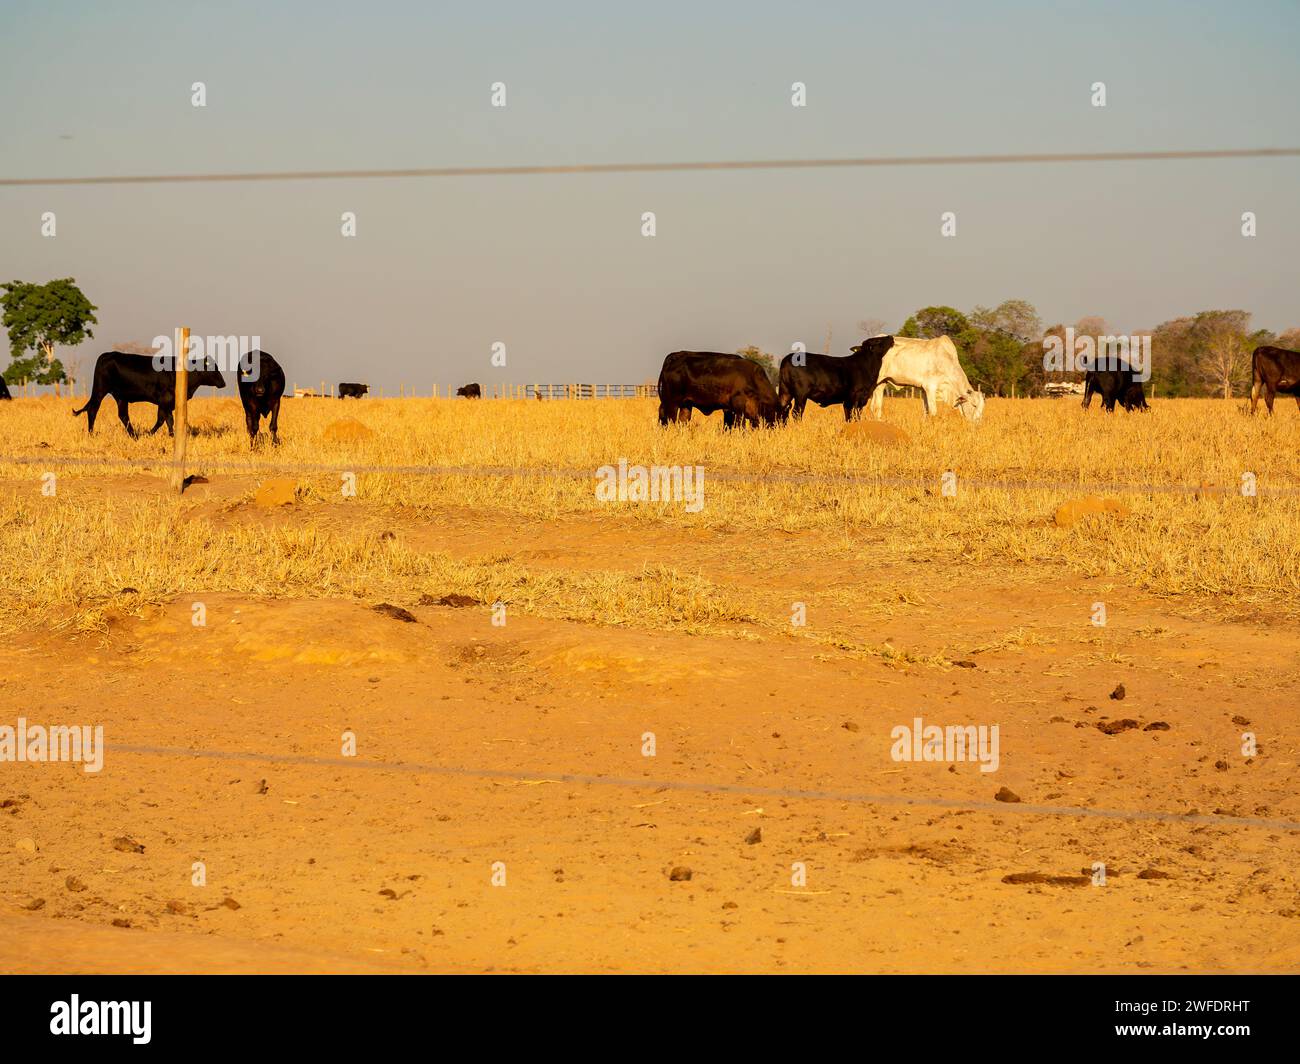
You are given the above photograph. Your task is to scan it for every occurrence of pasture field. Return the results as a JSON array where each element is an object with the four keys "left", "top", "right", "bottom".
[{"left": 1, "top": 394, "right": 1298, "bottom": 973}]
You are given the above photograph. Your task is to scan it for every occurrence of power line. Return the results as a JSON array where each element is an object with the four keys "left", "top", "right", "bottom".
[{"left": 1, "top": 147, "right": 1297, "bottom": 188}]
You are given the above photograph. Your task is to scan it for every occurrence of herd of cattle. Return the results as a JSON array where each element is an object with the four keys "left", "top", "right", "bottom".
[
  {"left": 659, "top": 339, "right": 1300, "bottom": 427},
  {"left": 0, "top": 340, "right": 1297, "bottom": 443}
]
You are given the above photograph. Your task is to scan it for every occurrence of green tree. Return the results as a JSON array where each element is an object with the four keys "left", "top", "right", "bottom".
[
  {"left": 735, "top": 345, "right": 778, "bottom": 386},
  {"left": 901, "top": 301, "right": 1043, "bottom": 396},
  {"left": 899, "top": 306, "right": 973, "bottom": 342},
  {"left": 1149, "top": 317, "right": 1197, "bottom": 397},
  {"left": 968, "top": 300, "right": 1042, "bottom": 396},
  {"left": 1, "top": 278, "right": 98, "bottom": 386}
]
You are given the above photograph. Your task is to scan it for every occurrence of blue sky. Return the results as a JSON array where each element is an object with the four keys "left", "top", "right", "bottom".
[{"left": 1, "top": 0, "right": 1297, "bottom": 390}]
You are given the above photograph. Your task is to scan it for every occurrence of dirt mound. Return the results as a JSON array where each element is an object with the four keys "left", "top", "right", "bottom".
[
  {"left": 253, "top": 478, "right": 297, "bottom": 507},
  {"left": 322, "top": 418, "right": 375, "bottom": 443},
  {"left": 1053, "top": 496, "right": 1130, "bottom": 527}
]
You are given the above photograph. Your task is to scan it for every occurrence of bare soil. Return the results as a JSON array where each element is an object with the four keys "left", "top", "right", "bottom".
[{"left": 2, "top": 490, "right": 1299, "bottom": 973}]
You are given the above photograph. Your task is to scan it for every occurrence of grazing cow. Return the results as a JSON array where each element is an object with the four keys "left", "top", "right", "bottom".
[
  {"left": 72, "top": 351, "right": 226, "bottom": 436},
  {"left": 0, "top": 379, "right": 11, "bottom": 400},
  {"left": 237, "top": 350, "right": 286, "bottom": 446},
  {"left": 1250, "top": 345, "right": 1300, "bottom": 415},
  {"left": 456, "top": 383, "right": 482, "bottom": 398},
  {"left": 1082, "top": 363, "right": 1146, "bottom": 413},
  {"left": 657, "top": 352, "right": 778, "bottom": 428},
  {"left": 778, "top": 336, "right": 894, "bottom": 421},
  {"left": 1120, "top": 381, "right": 1149, "bottom": 411},
  {"left": 868, "top": 336, "right": 985, "bottom": 421},
  {"left": 338, "top": 382, "right": 368, "bottom": 399}
]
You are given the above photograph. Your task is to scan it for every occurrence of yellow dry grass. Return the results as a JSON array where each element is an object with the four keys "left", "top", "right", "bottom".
[{"left": 0, "top": 393, "right": 1297, "bottom": 631}]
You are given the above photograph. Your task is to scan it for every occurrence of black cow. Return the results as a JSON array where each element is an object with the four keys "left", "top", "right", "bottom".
[
  {"left": 1121, "top": 381, "right": 1149, "bottom": 411},
  {"left": 0, "top": 379, "right": 11, "bottom": 400},
  {"left": 1082, "top": 363, "right": 1146, "bottom": 413},
  {"left": 338, "top": 382, "right": 368, "bottom": 399},
  {"left": 1250, "top": 345, "right": 1300, "bottom": 415},
  {"left": 73, "top": 351, "right": 226, "bottom": 436},
  {"left": 657, "top": 352, "right": 778, "bottom": 428},
  {"left": 456, "top": 383, "right": 482, "bottom": 398},
  {"left": 778, "top": 336, "right": 894, "bottom": 421},
  {"left": 237, "top": 350, "right": 286, "bottom": 446}
]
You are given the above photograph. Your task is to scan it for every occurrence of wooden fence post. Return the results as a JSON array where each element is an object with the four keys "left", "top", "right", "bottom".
[{"left": 170, "top": 326, "right": 190, "bottom": 495}]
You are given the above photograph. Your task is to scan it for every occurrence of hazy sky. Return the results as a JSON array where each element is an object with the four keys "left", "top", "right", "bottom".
[{"left": 2, "top": 0, "right": 1297, "bottom": 391}]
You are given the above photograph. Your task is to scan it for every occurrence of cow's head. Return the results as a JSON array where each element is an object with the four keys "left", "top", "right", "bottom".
[
  {"left": 954, "top": 390, "right": 985, "bottom": 422},
  {"left": 193, "top": 358, "right": 226, "bottom": 390}
]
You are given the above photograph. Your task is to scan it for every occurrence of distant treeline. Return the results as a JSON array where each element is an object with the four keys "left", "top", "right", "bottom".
[{"left": 737, "top": 303, "right": 1299, "bottom": 399}]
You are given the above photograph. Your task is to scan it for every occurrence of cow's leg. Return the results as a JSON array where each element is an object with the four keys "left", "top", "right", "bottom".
[
  {"left": 868, "top": 386, "right": 884, "bottom": 419},
  {"left": 245, "top": 407, "right": 260, "bottom": 446},
  {"left": 83, "top": 396, "right": 103, "bottom": 433},
  {"left": 115, "top": 399, "right": 137, "bottom": 438},
  {"left": 148, "top": 404, "right": 174, "bottom": 436},
  {"left": 920, "top": 387, "right": 935, "bottom": 416},
  {"left": 1250, "top": 379, "right": 1261, "bottom": 415},
  {"left": 268, "top": 398, "right": 281, "bottom": 444},
  {"left": 1265, "top": 389, "right": 1274, "bottom": 414}
]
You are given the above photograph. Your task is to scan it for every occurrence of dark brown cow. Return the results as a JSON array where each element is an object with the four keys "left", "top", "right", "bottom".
[
  {"left": 1250, "top": 345, "right": 1300, "bottom": 415},
  {"left": 237, "top": 349, "right": 286, "bottom": 446},
  {"left": 657, "top": 352, "right": 778, "bottom": 428}
]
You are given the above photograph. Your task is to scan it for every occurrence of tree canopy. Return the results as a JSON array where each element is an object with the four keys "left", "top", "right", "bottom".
[{"left": 1, "top": 278, "right": 98, "bottom": 385}]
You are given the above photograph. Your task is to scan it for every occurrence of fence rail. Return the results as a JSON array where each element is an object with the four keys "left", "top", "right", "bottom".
[{"left": 284, "top": 383, "right": 661, "bottom": 399}]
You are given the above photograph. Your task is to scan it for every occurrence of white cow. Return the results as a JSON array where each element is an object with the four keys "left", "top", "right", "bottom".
[{"left": 868, "top": 335, "right": 985, "bottom": 422}]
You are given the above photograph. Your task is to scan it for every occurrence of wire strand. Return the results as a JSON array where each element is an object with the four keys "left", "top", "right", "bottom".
[{"left": 2, "top": 147, "right": 1297, "bottom": 187}]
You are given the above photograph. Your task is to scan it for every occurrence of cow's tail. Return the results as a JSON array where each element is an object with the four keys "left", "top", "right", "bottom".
[{"left": 72, "top": 401, "right": 90, "bottom": 417}]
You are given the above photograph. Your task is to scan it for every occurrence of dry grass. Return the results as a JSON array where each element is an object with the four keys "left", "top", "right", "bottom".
[{"left": 1, "top": 393, "right": 1297, "bottom": 631}]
